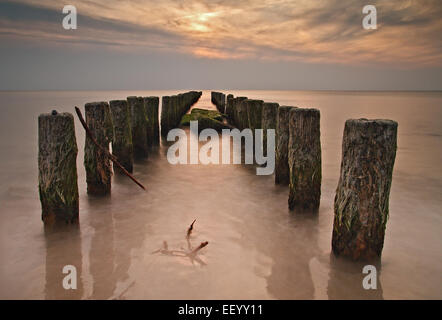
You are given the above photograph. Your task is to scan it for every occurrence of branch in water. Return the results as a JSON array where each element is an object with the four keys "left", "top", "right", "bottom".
[
  {"left": 74, "top": 106, "right": 146, "bottom": 191},
  {"left": 191, "top": 241, "right": 209, "bottom": 255},
  {"left": 186, "top": 219, "right": 197, "bottom": 238}
]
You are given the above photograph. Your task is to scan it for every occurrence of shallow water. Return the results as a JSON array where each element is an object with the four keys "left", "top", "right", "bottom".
[{"left": 0, "top": 90, "right": 441, "bottom": 299}]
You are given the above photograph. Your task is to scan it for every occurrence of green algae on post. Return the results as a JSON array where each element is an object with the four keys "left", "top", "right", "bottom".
[
  {"left": 38, "top": 111, "right": 79, "bottom": 225},
  {"left": 180, "top": 108, "right": 232, "bottom": 132},
  {"left": 332, "top": 118, "right": 398, "bottom": 260}
]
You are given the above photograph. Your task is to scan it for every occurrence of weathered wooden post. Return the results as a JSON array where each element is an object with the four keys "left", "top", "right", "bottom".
[
  {"left": 144, "top": 96, "right": 159, "bottom": 146},
  {"left": 220, "top": 93, "right": 226, "bottom": 113},
  {"left": 161, "top": 96, "right": 170, "bottom": 137},
  {"left": 109, "top": 100, "right": 133, "bottom": 173},
  {"left": 236, "top": 98, "right": 250, "bottom": 130},
  {"left": 225, "top": 94, "right": 234, "bottom": 120},
  {"left": 84, "top": 102, "right": 113, "bottom": 196},
  {"left": 262, "top": 102, "right": 279, "bottom": 155},
  {"left": 246, "top": 99, "right": 264, "bottom": 133},
  {"left": 332, "top": 119, "right": 398, "bottom": 260},
  {"left": 128, "top": 96, "right": 149, "bottom": 157},
  {"left": 288, "top": 108, "right": 321, "bottom": 212},
  {"left": 178, "top": 93, "right": 184, "bottom": 124},
  {"left": 171, "top": 95, "right": 179, "bottom": 129},
  {"left": 38, "top": 111, "right": 79, "bottom": 225},
  {"left": 211, "top": 91, "right": 226, "bottom": 113},
  {"left": 275, "top": 106, "right": 295, "bottom": 185},
  {"left": 232, "top": 97, "right": 247, "bottom": 129}
]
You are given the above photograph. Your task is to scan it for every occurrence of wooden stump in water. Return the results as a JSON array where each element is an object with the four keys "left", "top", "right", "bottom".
[
  {"left": 128, "top": 96, "right": 149, "bottom": 157},
  {"left": 275, "top": 106, "right": 295, "bottom": 185},
  {"left": 170, "top": 95, "right": 179, "bottom": 129},
  {"left": 38, "top": 111, "right": 79, "bottom": 225},
  {"left": 161, "top": 96, "right": 170, "bottom": 137},
  {"left": 109, "top": 100, "right": 133, "bottom": 173},
  {"left": 144, "top": 96, "right": 159, "bottom": 146},
  {"left": 84, "top": 102, "right": 114, "bottom": 196},
  {"left": 225, "top": 94, "right": 234, "bottom": 120},
  {"left": 288, "top": 108, "right": 321, "bottom": 212},
  {"left": 246, "top": 99, "right": 264, "bottom": 134},
  {"left": 332, "top": 119, "right": 398, "bottom": 260},
  {"left": 236, "top": 98, "right": 249, "bottom": 130},
  {"left": 262, "top": 102, "right": 279, "bottom": 155},
  {"left": 211, "top": 91, "right": 225, "bottom": 113}
]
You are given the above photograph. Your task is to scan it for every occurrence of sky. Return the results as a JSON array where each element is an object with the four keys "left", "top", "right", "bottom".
[{"left": 0, "top": 0, "right": 441, "bottom": 91}]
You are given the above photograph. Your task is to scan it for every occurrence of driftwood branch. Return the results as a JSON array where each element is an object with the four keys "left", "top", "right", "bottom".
[
  {"left": 186, "top": 219, "right": 196, "bottom": 239},
  {"left": 75, "top": 106, "right": 146, "bottom": 191}
]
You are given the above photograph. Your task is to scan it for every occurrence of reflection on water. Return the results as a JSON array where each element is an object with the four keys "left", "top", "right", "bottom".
[
  {"left": 326, "top": 255, "right": 383, "bottom": 300},
  {"left": 44, "top": 226, "right": 84, "bottom": 299},
  {"left": 0, "top": 90, "right": 441, "bottom": 299}
]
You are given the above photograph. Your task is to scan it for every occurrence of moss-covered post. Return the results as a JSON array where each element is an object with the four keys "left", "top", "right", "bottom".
[
  {"left": 275, "top": 106, "right": 295, "bottom": 185},
  {"left": 84, "top": 102, "right": 113, "bottom": 196},
  {"left": 262, "top": 102, "right": 279, "bottom": 155},
  {"left": 144, "top": 96, "right": 159, "bottom": 146},
  {"left": 288, "top": 108, "right": 321, "bottom": 212},
  {"left": 109, "top": 100, "right": 133, "bottom": 173},
  {"left": 161, "top": 96, "right": 170, "bottom": 137},
  {"left": 128, "top": 96, "right": 149, "bottom": 157},
  {"left": 332, "top": 119, "right": 398, "bottom": 260},
  {"left": 38, "top": 111, "right": 79, "bottom": 225}
]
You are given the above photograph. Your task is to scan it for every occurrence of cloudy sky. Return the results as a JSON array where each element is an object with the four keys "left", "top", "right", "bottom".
[{"left": 0, "top": 0, "right": 441, "bottom": 90}]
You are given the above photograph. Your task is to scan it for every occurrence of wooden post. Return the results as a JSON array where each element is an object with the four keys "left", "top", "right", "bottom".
[
  {"left": 128, "top": 96, "right": 149, "bottom": 157},
  {"left": 84, "top": 102, "right": 114, "bottom": 196},
  {"left": 275, "top": 106, "right": 295, "bottom": 185},
  {"left": 211, "top": 91, "right": 225, "bottom": 113},
  {"left": 38, "top": 111, "right": 79, "bottom": 225},
  {"left": 220, "top": 93, "right": 226, "bottom": 113},
  {"left": 171, "top": 95, "right": 179, "bottom": 129},
  {"left": 144, "top": 96, "right": 159, "bottom": 146},
  {"left": 161, "top": 96, "right": 170, "bottom": 137},
  {"left": 109, "top": 100, "right": 133, "bottom": 173},
  {"left": 236, "top": 97, "right": 249, "bottom": 130},
  {"left": 332, "top": 119, "right": 398, "bottom": 260},
  {"left": 246, "top": 99, "right": 264, "bottom": 134},
  {"left": 225, "top": 94, "right": 234, "bottom": 120},
  {"left": 262, "top": 102, "right": 279, "bottom": 155},
  {"left": 288, "top": 108, "right": 322, "bottom": 212}
]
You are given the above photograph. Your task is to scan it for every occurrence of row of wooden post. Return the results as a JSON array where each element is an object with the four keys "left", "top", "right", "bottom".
[
  {"left": 214, "top": 91, "right": 398, "bottom": 260},
  {"left": 161, "top": 91, "right": 202, "bottom": 136},
  {"left": 38, "top": 92, "right": 202, "bottom": 227},
  {"left": 39, "top": 91, "right": 201, "bottom": 226}
]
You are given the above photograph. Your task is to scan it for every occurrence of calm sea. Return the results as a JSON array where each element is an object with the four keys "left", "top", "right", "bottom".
[{"left": 0, "top": 90, "right": 441, "bottom": 299}]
